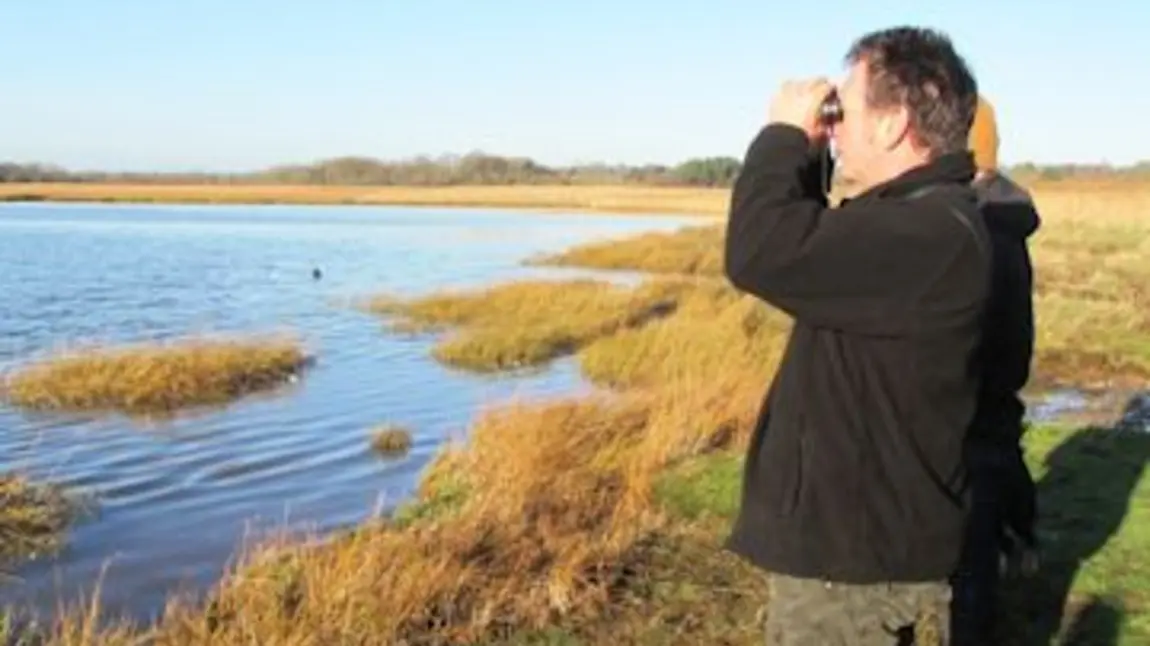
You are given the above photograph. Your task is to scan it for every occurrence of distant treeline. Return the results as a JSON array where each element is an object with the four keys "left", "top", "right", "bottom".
[
  {"left": 3, "top": 154, "right": 1148, "bottom": 187},
  {"left": 0, "top": 155, "right": 742, "bottom": 187}
]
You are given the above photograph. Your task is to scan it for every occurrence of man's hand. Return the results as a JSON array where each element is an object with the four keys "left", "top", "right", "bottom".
[{"left": 768, "top": 78, "right": 835, "bottom": 142}]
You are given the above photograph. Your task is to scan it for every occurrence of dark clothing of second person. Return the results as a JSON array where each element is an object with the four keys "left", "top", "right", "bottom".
[
  {"left": 964, "top": 171, "right": 1041, "bottom": 458},
  {"left": 950, "top": 170, "right": 1042, "bottom": 644},
  {"left": 969, "top": 169, "right": 1041, "bottom": 552},
  {"left": 722, "top": 123, "right": 993, "bottom": 585}
]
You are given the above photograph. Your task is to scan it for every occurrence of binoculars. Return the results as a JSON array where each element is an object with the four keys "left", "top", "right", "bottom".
[{"left": 819, "top": 90, "right": 843, "bottom": 125}]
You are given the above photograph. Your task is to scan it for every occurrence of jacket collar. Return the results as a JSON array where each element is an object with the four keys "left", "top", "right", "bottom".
[{"left": 847, "top": 151, "right": 977, "bottom": 202}]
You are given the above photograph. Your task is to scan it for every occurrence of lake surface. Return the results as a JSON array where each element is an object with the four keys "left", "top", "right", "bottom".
[{"left": 0, "top": 202, "right": 700, "bottom": 623}]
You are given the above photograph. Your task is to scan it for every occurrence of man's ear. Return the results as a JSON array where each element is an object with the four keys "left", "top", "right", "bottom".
[{"left": 876, "top": 105, "right": 912, "bottom": 152}]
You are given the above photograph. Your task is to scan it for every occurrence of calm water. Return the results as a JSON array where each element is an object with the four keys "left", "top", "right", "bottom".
[{"left": 0, "top": 202, "right": 699, "bottom": 622}]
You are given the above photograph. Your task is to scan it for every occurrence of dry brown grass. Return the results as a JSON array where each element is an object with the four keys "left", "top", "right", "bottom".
[
  {"left": 527, "top": 225, "right": 725, "bottom": 275},
  {"left": 530, "top": 225, "right": 722, "bottom": 276},
  {"left": 367, "top": 279, "right": 688, "bottom": 371},
  {"left": 0, "top": 474, "right": 77, "bottom": 568},
  {"left": 1025, "top": 188, "right": 1150, "bottom": 387},
  {"left": 577, "top": 280, "right": 789, "bottom": 391},
  {"left": 11, "top": 180, "right": 1150, "bottom": 643},
  {"left": 0, "top": 336, "right": 310, "bottom": 416}
]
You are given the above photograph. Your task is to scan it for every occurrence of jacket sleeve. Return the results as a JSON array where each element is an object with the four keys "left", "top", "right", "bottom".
[{"left": 723, "top": 124, "right": 980, "bottom": 336}]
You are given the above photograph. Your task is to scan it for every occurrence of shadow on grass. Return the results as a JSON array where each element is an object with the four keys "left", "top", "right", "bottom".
[{"left": 999, "top": 426, "right": 1150, "bottom": 645}]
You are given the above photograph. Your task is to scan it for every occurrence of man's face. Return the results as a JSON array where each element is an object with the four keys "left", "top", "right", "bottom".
[{"left": 831, "top": 60, "right": 883, "bottom": 189}]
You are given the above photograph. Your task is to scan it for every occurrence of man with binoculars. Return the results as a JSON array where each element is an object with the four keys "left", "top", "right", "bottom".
[{"left": 723, "top": 26, "right": 992, "bottom": 644}]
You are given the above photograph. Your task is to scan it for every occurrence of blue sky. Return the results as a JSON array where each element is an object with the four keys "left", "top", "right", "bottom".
[{"left": 0, "top": 1, "right": 1143, "bottom": 172}]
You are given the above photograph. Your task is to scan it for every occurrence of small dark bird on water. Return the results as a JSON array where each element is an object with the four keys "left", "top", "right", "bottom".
[{"left": 312, "top": 267, "right": 323, "bottom": 280}]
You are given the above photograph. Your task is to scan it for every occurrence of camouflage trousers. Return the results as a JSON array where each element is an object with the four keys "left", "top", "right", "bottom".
[{"left": 763, "top": 573, "right": 952, "bottom": 645}]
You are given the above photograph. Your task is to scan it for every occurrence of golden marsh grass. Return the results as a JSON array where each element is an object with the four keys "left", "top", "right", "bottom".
[
  {"left": 577, "top": 280, "right": 790, "bottom": 391},
  {"left": 0, "top": 336, "right": 310, "bottom": 415},
  {"left": 7, "top": 179, "right": 1150, "bottom": 643},
  {"left": 0, "top": 182, "right": 730, "bottom": 216},
  {"left": 368, "top": 279, "right": 687, "bottom": 371},
  {"left": 527, "top": 225, "right": 725, "bottom": 275}
]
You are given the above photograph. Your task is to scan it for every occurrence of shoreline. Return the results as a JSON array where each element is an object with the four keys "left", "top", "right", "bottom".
[{"left": 1, "top": 178, "right": 1145, "bottom": 217}]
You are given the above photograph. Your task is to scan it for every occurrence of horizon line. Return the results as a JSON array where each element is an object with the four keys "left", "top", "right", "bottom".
[{"left": 6, "top": 152, "right": 1149, "bottom": 177}]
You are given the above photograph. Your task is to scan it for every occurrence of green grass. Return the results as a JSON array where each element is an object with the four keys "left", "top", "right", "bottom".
[
  {"left": 389, "top": 466, "right": 471, "bottom": 529},
  {"left": 652, "top": 453, "right": 744, "bottom": 523},
  {"left": 997, "top": 425, "right": 1150, "bottom": 645}
]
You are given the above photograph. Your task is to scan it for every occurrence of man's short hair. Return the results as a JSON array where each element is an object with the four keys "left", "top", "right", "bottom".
[{"left": 845, "top": 26, "right": 978, "bottom": 158}]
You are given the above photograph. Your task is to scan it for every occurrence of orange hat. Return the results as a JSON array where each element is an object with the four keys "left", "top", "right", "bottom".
[{"left": 969, "top": 96, "right": 999, "bottom": 172}]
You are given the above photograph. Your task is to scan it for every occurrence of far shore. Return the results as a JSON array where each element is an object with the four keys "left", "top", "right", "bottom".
[
  {"left": 1, "top": 177, "right": 1145, "bottom": 216},
  {"left": 0, "top": 182, "right": 730, "bottom": 217}
]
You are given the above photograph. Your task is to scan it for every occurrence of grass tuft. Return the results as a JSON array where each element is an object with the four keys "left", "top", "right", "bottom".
[
  {"left": 370, "top": 424, "right": 414, "bottom": 457},
  {"left": 0, "top": 336, "right": 310, "bottom": 416},
  {"left": 0, "top": 473, "right": 78, "bottom": 568}
]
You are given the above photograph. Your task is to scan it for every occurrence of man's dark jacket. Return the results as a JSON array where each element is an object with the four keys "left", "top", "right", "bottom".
[{"left": 723, "top": 124, "right": 993, "bottom": 584}]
